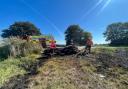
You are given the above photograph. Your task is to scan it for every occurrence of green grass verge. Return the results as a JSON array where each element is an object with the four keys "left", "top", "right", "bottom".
[
  {"left": 92, "top": 46, "right": 128, "bottom": 54},
  {"left": 0, "top": 54, "right": 39, "bottom": 87}
]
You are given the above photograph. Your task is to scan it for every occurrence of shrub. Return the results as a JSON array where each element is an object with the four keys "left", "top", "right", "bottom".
[
  {"left": 0, "top": 45, "right": 10, "bottom": 59},
  {"left": 0, "top": 37, "right": 42, "bottom": 58}
]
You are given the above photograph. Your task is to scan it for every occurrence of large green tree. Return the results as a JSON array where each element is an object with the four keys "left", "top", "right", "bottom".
[
  {"left": 104, "top": 22, "right": 128, "bottom": 45},
  {"left": 1, "top": 22, "right": 41, "bottom": 38},
  {"left": 65, "top": 25, "right": 92, "bottom": 46}
]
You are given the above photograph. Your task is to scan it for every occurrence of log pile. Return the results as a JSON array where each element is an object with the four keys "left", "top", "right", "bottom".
[{"left": 43, "top": 45, "right": 79, "bottom": 57}]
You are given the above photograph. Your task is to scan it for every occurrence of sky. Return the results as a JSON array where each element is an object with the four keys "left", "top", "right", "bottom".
[{"left": 0, "top": 0, "right": 128, "bottom": 44}]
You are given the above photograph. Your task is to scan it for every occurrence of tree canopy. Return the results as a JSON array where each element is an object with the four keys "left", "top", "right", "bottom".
[
  {"left": 65, "top": 25, "right": 92, "bottom": 46},
  {"left": 104, "top": 22, "right": 128, "bottom": 45},
  {"left": 1, "top": 22, "right": 41, "bottom": 38}
]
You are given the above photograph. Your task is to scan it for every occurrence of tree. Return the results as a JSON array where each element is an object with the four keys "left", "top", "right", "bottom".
[
  {"left": 104, "top": 22, "right": 128, "bottom": 45},
  {"left": 65, "top": 25, "right": 92, "bottom": 46},
  {"left": 1, "top": 22, "right": 41, "bottom": 38}
]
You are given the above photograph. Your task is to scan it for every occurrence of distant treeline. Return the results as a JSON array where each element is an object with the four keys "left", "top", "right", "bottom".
[{"left": 1, "top": 21, "right": 128, "bottom": 46}]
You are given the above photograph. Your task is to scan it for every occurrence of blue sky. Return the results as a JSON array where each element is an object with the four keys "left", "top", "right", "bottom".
[{"left": 0, "top": 0, "right": 128, "bottom": 44}]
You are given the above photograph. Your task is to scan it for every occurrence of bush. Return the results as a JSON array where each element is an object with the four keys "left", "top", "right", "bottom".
[
  {"left": 0, "top": 37, "right": 42, "bottom": 59},
  {"left": 0, "top": 45, "right": 10, "bottom": 59}
]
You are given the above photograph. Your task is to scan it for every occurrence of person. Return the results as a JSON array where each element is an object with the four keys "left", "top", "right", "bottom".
[
  {"left": 50, "top": 39, "right": 56, "bottom": 49},
  {"left": 85, "top": 38, "right": 93, "bottom": 53},
  {"left": 49, "top": 39, "right": 56, "bottom": 54}
]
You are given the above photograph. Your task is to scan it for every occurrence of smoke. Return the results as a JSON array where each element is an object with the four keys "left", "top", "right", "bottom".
[{"left": 19, "top": 0, "right": 64, "bottom": 38}]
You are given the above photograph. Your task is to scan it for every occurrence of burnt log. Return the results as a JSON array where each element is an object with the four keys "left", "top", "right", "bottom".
[{"left": 42, "top": 45, "right": 79, "bottom": 57}]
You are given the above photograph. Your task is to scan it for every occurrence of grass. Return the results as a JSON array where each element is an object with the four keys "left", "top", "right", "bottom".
[
  {"left": 0, "top": 59, "right": 25, "bottom": 86},
  {"left": 92, "top": 47, "right": 128, "bottom": 89},
  {"left": 0, "top": 37, "right": 42, "bottom": 87},
  {"left": 26, "top": 47, "right": 128, "bottom": 89},
  {"left": 92, "top": 46, "right": 128, "bottom": 54},
  {"left": 0, "top": 54, "right": 40, "bottom": 87},
  {"left": 26, "top": 57, "right": 117, "bottom": 89},
  {"left": 0, "top": 46, "right": 128, "bottom": 89}
]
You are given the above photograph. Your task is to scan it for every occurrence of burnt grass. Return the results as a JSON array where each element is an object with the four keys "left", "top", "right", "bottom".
[
  {"left": 95, "top": 49, "right": 128, "bottom": 72},
  {"left": 1, "top": 48, "right": 128, "bottom": 89}
]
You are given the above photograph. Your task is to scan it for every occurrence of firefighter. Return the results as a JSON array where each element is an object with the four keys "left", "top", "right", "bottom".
[
  {"left": 49, "top": 39, "right": 56, "bottom": 54},
  {"left": 85, "top": 38, "right": 93, "bottom": 53}
]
